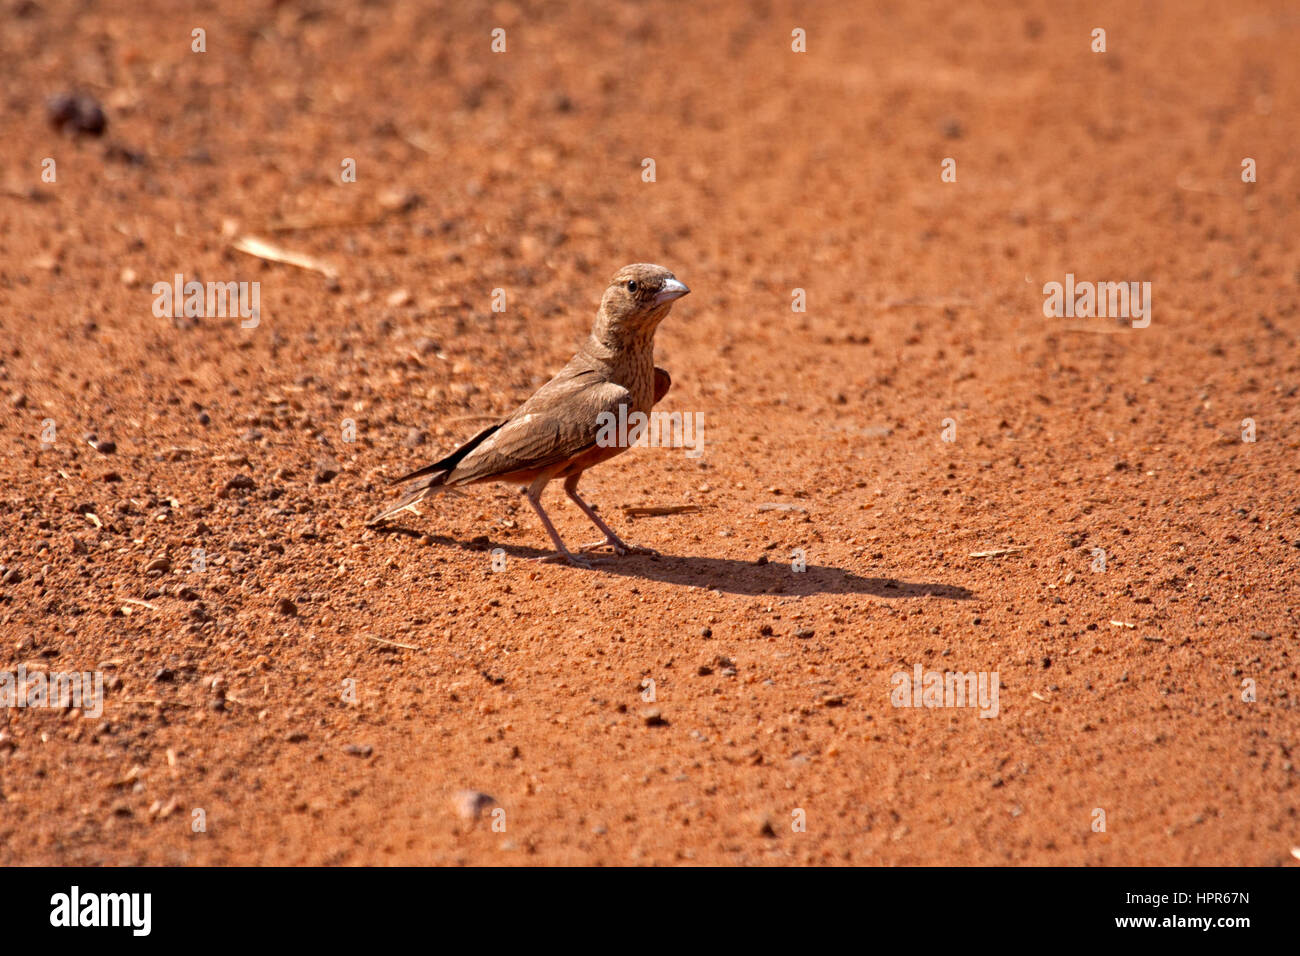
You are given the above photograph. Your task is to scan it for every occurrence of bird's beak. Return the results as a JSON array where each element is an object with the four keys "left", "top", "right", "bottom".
[{"left": 654, "top": 278, "right": 690, "bottom": 305}]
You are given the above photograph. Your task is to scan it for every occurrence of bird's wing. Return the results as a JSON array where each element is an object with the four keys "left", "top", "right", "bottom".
[{"left": 445, "top": 367, "right": 633, "bottom": 484}]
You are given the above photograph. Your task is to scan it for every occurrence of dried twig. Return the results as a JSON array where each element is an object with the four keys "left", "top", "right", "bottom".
[
  {"left": 969, "top": 546, "right": 1027, "bottom": 559},
  {"left": 623, "top": 504, "right": 704, "bottom": 517},
  {"left": 230, "top": 235, "right": 338, "bottom": 279},
  {"left": 366, "top": 634, "right": 418, "bottom": 651}
]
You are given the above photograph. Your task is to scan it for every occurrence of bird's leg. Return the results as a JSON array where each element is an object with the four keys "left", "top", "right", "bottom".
[
  {"left": 523, "top": 479, "right": 592, "bottom": 567},
  {"left": 564, "top": 474, "right": 659, "bottom": 556}
]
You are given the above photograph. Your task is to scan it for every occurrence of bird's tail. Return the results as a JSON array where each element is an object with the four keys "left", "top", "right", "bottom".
[
  {"left": 367, "top": 419, "right": 504, "bottom": 527},
  {"left": 366, "top": 469, "right": 453, "bottom": 526}
]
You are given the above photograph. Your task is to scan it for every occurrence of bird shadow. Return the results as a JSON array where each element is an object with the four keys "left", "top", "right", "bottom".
[{"left": 376, "top": 526, "right": 974, "bottom": 599}]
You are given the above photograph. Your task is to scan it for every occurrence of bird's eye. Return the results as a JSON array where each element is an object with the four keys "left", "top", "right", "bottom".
[{"left": 626, "top": 280, "right": 638, "bottom": 293}]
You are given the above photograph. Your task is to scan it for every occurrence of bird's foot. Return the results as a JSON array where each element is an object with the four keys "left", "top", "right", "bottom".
[
  {"left": 530, "top": 551, "right": 596, "bottom": 568},
  {"left": 579, "top": 537, "right": 659, "bottom": 557}
]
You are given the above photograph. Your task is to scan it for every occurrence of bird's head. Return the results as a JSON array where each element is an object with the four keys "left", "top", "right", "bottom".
[{"left": 598, "top": 263, "right": 690, "bottom": 335}]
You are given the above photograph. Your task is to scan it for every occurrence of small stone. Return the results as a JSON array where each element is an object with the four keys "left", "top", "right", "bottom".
[
  {"left": 313, "top": 460, "right": 340, "bottom": 484},
  {"left": 225, "top": 474, "right": 256, "bottom": 491},
  {"left": 47, "top": 91, "right": 107, "bottom": 136},
  {"left": 642, "top": 707, "right": 669, "bottom": 727},
  {"left": 452, "top": 789, "right": 496, "bottom": 822},
  {"left": 378, "top": 189, "right": 421, "bottom": 212},
  {"left": 343, "top": 744, "right": 373, "bottom": 758},
  {"left": 84, "top": 434, "right": 115, "bottom": 455},
  {"left": 794, "top": 627, "right": 815, "bottom": 639},
  {"left": 197, "top": 411, "right": 210, "bottom": 426},
  {"left": 144, "top": 556, "right": 170, "bottom": 574},
  {"left": 275, "top": 598, "right": 298, "bottom": 617}
]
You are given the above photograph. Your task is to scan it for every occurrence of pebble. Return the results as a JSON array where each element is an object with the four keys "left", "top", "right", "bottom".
[
  {"left": 313, "top": 460, "right": 340, "bottom": 484},
  {"left": 275, "top": 598, "right": 298, "bottom": 617},
  {"left": 47, "top": 91, "right": 107, "bottom": 136},
  {"left": 452, "top": 790, "right": 496, "bottom": 821},
  {"left": 144, "top": 556, "right": 170, "bottom": 574}
]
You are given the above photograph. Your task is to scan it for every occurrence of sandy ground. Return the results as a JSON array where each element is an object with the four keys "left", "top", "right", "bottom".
[{"left": 0, "top": 0, "right": 1297, "bottom": 865}]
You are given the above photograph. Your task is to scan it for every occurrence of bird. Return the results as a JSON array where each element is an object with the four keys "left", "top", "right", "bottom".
[{"left": 368, "top": 263, "right": 690, "bottom": 566}]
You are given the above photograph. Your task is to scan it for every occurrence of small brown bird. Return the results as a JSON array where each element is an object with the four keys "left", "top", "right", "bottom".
[{"left": 369, "top": 263, "right": 690, "bottom": 565}]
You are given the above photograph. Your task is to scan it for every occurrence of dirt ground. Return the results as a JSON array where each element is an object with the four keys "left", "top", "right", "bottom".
[{"left": 1, "top": 0, "right": 1297, "bottom": 866}]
